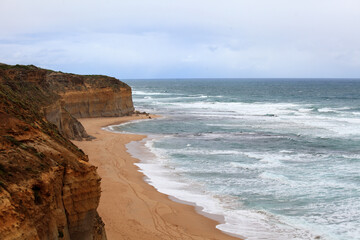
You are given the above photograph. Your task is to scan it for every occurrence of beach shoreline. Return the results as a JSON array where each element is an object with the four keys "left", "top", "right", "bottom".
[{"left": 72, "top": 115, "right": 242, "bottom": 240}]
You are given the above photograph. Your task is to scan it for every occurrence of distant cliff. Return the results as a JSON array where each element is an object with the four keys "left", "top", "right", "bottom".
[
  {"left": 0, "top": 64, "right": 134, "bottom": 240},
  {"left": 46, "top": 72, "right": 134, "bottom": 119}
]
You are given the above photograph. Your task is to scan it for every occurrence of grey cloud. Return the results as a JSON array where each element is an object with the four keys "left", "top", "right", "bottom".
[{"left": 0, "top": 0, "right": 360, "bottom": 78}]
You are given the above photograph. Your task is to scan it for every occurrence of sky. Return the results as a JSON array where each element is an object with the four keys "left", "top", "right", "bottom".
[{"left": 0, "top": 0, "right": 360, "bottom": 79}]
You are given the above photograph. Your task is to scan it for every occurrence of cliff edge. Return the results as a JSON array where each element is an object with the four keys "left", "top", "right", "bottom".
[
  {"left": 0, "top": 64, "right": 134, "bottom": 140},
  {"left": 0, "top": 64, "right": 134, "bottom": 240}
]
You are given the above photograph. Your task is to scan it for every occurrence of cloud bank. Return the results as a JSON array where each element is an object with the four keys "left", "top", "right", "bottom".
[{"left": 1, "top": 0, "right": 360, "bottom": 78}]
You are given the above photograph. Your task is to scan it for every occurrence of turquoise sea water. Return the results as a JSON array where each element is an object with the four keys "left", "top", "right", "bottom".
[{"left": 110, "top": 79, "right": 360, "bottom": 240}]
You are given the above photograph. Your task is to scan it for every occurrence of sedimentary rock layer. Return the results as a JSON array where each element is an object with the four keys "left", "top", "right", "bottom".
[
  {"left": 0, "top": 64, "right": 134, "bottom": 140},
  {"left": 0, "top": 63, "right": 133, "bottom": 240}
]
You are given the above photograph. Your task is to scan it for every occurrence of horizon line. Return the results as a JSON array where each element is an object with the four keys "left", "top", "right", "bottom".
[{"left": 122, "top": 77, "right": 360, "bottom": 80}]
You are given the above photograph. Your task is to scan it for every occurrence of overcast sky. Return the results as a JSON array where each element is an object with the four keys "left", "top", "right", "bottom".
[{"left": 1, "top": 0, "right": 360, "bottom": 79}]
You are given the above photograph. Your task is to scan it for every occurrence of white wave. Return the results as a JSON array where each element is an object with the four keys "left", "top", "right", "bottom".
[
  {"left": 126, "top": 137, "right": 321, "bottom": 240},
  {"left": 230, "top": 162, "right": 260, "bottom": 170},
  {"left": 320, "top": 106, "right": 351, "bottom": 111},
  {"left": 103, "top": 118, "right": 153, "bottom": 133},
  {"left": 132, "top": 90, "right": 174, "bottom": 95},
  {"left": 207, "top": 111, "right": 360, "bottom": 138},
  {"left": 318, "top": 107, "right": 337, "bottom": 113},
  {"left": 297, "top": 107, "right": 313, "bottom": 113},
  {"left": 341, "top": 154, "right": 360, "bottom": 159},
  {"left": 288, "top": 115, "right": 360, "bottom": 137},
  {"left": 135, "top": 97, "right": 360, "bottom": 138},
  {"left": 279, "top": 150, "right": 295, "bottom": 154},
  {"left": 128, "top": 85, "right": 360, "bottom": 240},
  {"left": 168, "top": 101, "right": 301, "bottom": 116},
  {"left": 168, "top": 148, "right": 242, "bottom": 156},
  {"left": 244, "top": 152, "right": 286, "bottom": 167},
  {"left": 259, "top": 172, "right": 291, "bottom": 184},
  {"left": 148, "top": 95, "right": 209, "bottom": 101},
  {"left": 217, "top": 209, "right": 320, "bottom": 240},
  {"left": 230, "top": 151, "right": 330, "bottom": 172}
]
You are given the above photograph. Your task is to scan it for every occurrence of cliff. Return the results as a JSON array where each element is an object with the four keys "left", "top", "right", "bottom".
[
  {"left": 46, "top": 73, "right": 134, "bottom": 118},
  {"left": 0, "top": 64, "right": 134, "bottom": 140},
  {"left": 0, "top": 64, "right": 134, "bottom": 240}
]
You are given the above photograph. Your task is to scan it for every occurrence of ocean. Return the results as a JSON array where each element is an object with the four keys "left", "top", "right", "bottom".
[{"left": 108, "top": 79, "right": 360, "bottom": 240}]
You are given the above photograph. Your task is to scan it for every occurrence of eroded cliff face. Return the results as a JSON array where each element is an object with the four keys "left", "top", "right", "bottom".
[
  {"left": 0, "top": 64, "right": 130, "bottom": 239},
  {"left": 43, "top": 101, "right": 89, "bottom": 141},
  {"left": 45, "top": 72, "right": 134, "bottom": 118},
  {"left": 0, "top": 114, "right": 106, "bottom": 240},
  {"left": 0, "top": 64, "right": 134, "bottom": 140},
  {"left": 61, "top": 87, "right": 133, "bottom": 118}
]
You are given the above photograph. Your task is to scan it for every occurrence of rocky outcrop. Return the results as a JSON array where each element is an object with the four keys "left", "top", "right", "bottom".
[
  {"left": 0, "top": 64, "right": 135, "bottom": 239},
  {"left": 60, "top": 87, "right": 133, "bottom": 118},
  {"left": 0, "top": 64, "right": 134, "bottom": 140},
  {"left": 43, "top": 101, "right": 89, "bottom": 141},
  {"left": 46, "top": 72, "right": 134, "bottom": 118},
  {"left": 0, "top": 112, "right": 107, "bottom": 240}
]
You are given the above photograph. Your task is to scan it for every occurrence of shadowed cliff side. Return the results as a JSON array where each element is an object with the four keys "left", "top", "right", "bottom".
[{"left": 0, "top": 63, "right": 134, "bottom": 240}]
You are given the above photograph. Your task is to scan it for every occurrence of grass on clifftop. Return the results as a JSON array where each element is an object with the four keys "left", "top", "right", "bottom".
[{"left": 0, "top": 63, "right": 39, "bottom": 71}]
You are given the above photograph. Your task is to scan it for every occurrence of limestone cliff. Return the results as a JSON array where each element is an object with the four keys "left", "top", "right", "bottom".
[
  {"left": 0, "top": 64, "right": 134, "bottom": 240},
  {"left": 0, "top": 64, "right": 134, "bottom": 140},
  {"left": 43, "top": 100, "right": 90, "bottom": 141},
  {"left": 46, "top": 72, "right": 134, "bottom": 118}
]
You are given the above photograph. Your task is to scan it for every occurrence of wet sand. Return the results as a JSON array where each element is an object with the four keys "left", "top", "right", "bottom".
[{"left": 73, "top": 115, "right": 241, "bottom": 240}]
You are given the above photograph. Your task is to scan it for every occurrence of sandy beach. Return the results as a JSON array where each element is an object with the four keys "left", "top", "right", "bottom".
[{"left": 73, "top": 115, "right": 241, "bottom": 240}]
